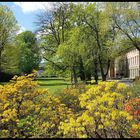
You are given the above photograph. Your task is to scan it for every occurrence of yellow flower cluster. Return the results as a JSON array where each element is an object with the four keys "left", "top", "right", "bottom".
[
  {"left": 0, "top": 74, "right": 48, "bottom": 137},
  {"left": 59, "top": 81, "right": 132, "bottom": 138},
  {"left": 0, "top": 76, "right": 135, "bottom": 138}
]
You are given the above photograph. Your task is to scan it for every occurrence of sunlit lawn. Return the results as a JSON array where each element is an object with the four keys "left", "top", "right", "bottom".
[
  {"left": 0, "top": 78, "right": 72, "bottom": 93},
  {"left": 0, "top": 82, "right": 8, "bottom": 85},
  {"left": 36, "top": 78, "right": 72, "bottom": 93}
]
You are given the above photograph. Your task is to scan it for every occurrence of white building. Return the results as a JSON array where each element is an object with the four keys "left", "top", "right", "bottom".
[
  {"left": 126, "top": 49, "right": 140, "bottom": 79},
  {"left": 108, "top": 48, "right": 140, "bottom": 79}
]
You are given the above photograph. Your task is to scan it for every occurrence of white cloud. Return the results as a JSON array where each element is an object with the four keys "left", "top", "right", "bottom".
[
  {"left": 14, "top": 2, "right": 53, "bottom": 13},
  {"left": 17, "top": 25, "right": 26, "bottom": 34},
  {"left": 13, "top": 2, "right": 92, "bottom": 13}
]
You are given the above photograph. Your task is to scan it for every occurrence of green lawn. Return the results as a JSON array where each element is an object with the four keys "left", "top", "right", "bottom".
[
  {"left": 36, "top": 78, "right": 72, "bottom": 93},
  {"left": 0, "top": 78, "right": 72, "bottom": 93},
  {"left": 0, "top": 82, "right": 8, "bottom": 85}
]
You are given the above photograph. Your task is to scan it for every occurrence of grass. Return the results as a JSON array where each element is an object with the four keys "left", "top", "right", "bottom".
[
  {"left": 36, "top": 78, "right": 72, "bottom": 93},
  {"left": 0, "top": 82, "right": 8, "bottom": 85},
  {"left": 0, "top": 78, "right": 72, "bottom": 93}
]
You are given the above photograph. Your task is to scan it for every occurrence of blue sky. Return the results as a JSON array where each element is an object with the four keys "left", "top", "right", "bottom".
[{"left": 0, "top": 2, "right": 53, "bottom": 33}]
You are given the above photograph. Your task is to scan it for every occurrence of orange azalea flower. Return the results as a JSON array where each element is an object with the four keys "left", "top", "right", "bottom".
[
  {"left": 133, "top": 109, "right": 140, "bottom": 116},
  {"left": 125, "top": 105, "right": 132, "bottom": 112}
]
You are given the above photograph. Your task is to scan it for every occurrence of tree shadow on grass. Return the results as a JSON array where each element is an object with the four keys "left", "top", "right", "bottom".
[
  {"left": 35, "top": 78, "right": 65, "bottom": 81},
  {"left": 39, "top": 83, "right": 71, "bottom": 86}
]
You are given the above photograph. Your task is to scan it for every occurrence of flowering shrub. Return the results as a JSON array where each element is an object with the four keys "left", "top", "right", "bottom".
[
  {"left": 56, "top": 84, "right": 86, "bottom": 112},
  {"left": 0, "top": 74, "right": 75, "bottom": 138},
  {"left": 0, "top": 76, "right": 139, "bottom": 138},
  {"left": 0, "top": 73, "right": 48, "bottom": 137},
  {"left": 124, "top": 97, "right": 140, "bottom": 137},
  {"left": 59, "top": 81, "right": 133, "bottom": 138},
  {"left": 31, "top": 95, "right": 75, "bottom": 138}
]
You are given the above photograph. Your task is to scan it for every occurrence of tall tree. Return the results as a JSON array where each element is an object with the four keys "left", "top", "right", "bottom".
[
  {"left": 76, "top": 2, "right": 117, "bottom": 81},
  {"left": 0, "top": 4, "right": 18, "bottom": 72},
  {"left": 35, "top": 2, "right": 72, "bottom": 71},
  {"left": 57, "top": 27, "right": 86, "bottom": 85}
]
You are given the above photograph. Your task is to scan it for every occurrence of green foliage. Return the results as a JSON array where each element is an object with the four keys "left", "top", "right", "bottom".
[
  {"left": 1, "top": 45, "right": 20, "bottom": 74},
  {"left": 15, "top": 31, "right": 41, "bottom": 74},
  {"left": 0, "top": 4, "right": 18, "bottom": 47},
  {"left": 107, "top": 2, "right": 140, "bottom": 50},
  {"left": 0, "top": 4, "right": 19, "bottom": 74},
  {"left": 127, "top": 80, "right": 140, "bottom": 98},
  {"left": 57, "top": 27, "right": 83, "bottom": 66}
]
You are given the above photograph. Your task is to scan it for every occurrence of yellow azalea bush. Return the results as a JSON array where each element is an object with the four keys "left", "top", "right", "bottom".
[
  {"left": 31, "top": 95, "right": 75, "bottom": 138},
  {"left": 0, "top": 73, "right": 48, "bottom": 138},
  {"left": 0, "top": 74, "right": 75, "bottom": 138},
  {"left": 56, "top": 84, "right": 86, "bottom": 112},
  {"left": 0, "top": 75, "right": 139, "bottom": 138},
  {"left": 59, "top": 81, "right": 133, "bottom": 138}
]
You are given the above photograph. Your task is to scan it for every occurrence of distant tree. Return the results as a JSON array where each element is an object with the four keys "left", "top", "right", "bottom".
[{"left": 16, "top": 31, "right": 41, "bottom": 74}]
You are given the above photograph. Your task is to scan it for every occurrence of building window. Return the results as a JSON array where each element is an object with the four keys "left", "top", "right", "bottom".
[
  {"left": 133, "top": 57, "right": 135, "bottom": 65},
  {"left": 134, "top": 69, "right": 135, "bottom": 77}
]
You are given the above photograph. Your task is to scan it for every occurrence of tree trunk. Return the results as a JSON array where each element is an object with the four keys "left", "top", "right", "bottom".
[
  {"left": 72, "top": 66, "right": 77, "bottom": 86},
  {"left": 94, "top": 59, "right": 98, "bottom": 84},
  {"left": 98, "top": 56, "right": 110, "bottom": 81},
  {"left": 85, "top": 71, "right": 91, "bottom": 81},
  {"left": 98, "top": 55, "right": 106, "bottom": 81},
  {"left": 79, "top": 57, "right": 86, "bottom": 82},
  {"left": 104, "top": 59, "right": 111, "bottom": 79}
]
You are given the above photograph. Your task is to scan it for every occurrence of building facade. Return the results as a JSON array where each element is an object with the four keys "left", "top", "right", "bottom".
[
  {"left": 108, "top": 48, "right": 140, "bottom": 79},
  {"left": 126, "top": 49, "right": 140, "bottom": 79}
]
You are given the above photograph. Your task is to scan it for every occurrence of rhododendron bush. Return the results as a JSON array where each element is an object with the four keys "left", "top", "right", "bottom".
[{"left": 0, "top": 75, "right": 139, "bottom": 138}]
